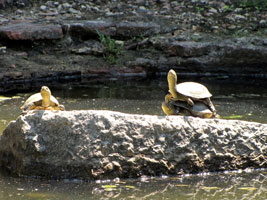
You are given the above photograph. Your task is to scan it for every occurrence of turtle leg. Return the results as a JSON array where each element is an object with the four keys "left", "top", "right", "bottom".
[
  {"left": 201, "top": 98, "right": 219, "bottom": 118},
  {"left": 162, "top": 101, "right": 180, "bottom": 115},
  {"left": 21, "top": 102, "right": 35, "bottom": 115},
  {"left": 186, "top": 98, "right": 194, "bottom": 106},
  {"left": 59, "top": 105, "right": 65, "bottom": 111}
]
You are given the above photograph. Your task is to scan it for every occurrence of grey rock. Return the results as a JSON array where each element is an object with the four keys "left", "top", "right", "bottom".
[
  {"left": 161, "top": 41, "right": 212, "bottom": 57},
  {"left": 63, "top": 20, "right": 161, "bottom": 39},
  {"left": 63, "top": 20, "right": 116, "bottom": 38},
  {"left": 62, "top": 2, "right": 71, "bottom": 9},
  {"left": 0, "top": 46, "right": 6, "bottom": 54},
  {"left": 0, "top": 110, "right": 266, "bottom": 180},
  {"left": 116, "top": 21, "right": 160, "bottom": 38},
  {"left": 68, "top": 8, "right": 80, "bottom": 14},
  {"left": 40, "top": 5, "right": 47, "bottom": 12},
  {"left": 0, "top": 22, "right": 63, "bottom": 40}
]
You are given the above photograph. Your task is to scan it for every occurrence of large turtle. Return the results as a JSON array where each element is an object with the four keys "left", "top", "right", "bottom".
[
  {"left": 162, "top": 93, "right": 219, "bottom": 118},
  {"left": 167, "top": 69, "right": 217, "bottom": 115},
  {"left": 21, "top": 86, "right": 65, "bottom": 113}
]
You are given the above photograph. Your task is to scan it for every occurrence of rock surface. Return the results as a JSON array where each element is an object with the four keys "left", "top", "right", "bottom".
[
  {"left": 0, "top": 22, "right": 63, "bottom": 40},
  {"left": 0, "top": 110, "right": 266, "bottom": 180}
]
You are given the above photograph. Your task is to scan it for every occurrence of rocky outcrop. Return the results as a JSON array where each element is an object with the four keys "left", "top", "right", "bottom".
[
  {"left": 0, "top": 22, "right": 63, "bottom": 40},
  {"left": 0, "top": 110, "right": 266, "bottom": 180},
  {"left": 0, "top": 1, "right": 267, "bottom": 92}
]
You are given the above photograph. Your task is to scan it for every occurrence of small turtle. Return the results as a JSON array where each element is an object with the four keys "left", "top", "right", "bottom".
[
  {"left": 162, "top": 93, "right": 219, "bottom": 118},
  {"left": 167, "top": 69, "right": 217, "bottom": 115},
  {"left": 21, "top": 86, "right": 65, "bottom": 113},
  {"left": 161, "top": 93, "right": 179, "bottom": 116}
]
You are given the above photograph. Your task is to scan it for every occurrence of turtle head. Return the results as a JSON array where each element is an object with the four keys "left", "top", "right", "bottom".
[
  {"left": 41, "top": 86, "right": 51, "bottom": 107},
  {"left": 167, "top": 69, "right": 178, "bottom": 98},
  {"left": 167, "top": 69, "right": 177, "bottom": 83},
  {"left": 41, "top": 86, "right": 51, "bottom": 97},
  {"left": 164, "top": 93, "right": 173, "bottom": 102}
]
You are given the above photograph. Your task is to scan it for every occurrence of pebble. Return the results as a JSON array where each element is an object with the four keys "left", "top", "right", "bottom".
[
  {"left": 40, "top": 5, "right": 47, "bottom": 12},
  {"left": 209, "top": 8, "right": 218, "bottom": 14},
  {"left": 0, "top": 0, "right": 265, "bottom": 38},
  {"left": 62, "top": 3, "right": 72, "bottom": 9},
  {"left": 259, "top": 20, "right": 266, "bottom": 27},
  {"left": 0, "top": 46, "right": 7, "bottom": 54},
  {"left": 234, "top": 14, "right": 246, "bottom": 21},
  {"left": 16, "top": 9, "right": 23, "bottom": 14},
  {"left": 68, "top": 8, "right": 80, "bottom": 14}
]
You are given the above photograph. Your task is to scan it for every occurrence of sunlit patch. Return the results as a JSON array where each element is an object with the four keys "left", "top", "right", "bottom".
[
  {"left": 12, "top": 96, "right": 21, "bottom": 99},
  {"left": 201, "top": 186, "right": 220, "bottom": 190},
  {"left": 224, "top": 115, "right": 243, "bottom": 119},
  {"left": 238, "top": 187, "right": 257, "bottom": 191},
  {"left": 0, "top": 96, "right": 12, "bottom": 101},
  {"left": 101, "top": 185, "right": 118, "bottom": 191},
  {"left": 123, "top": 185, "right": 136, "bottom": 189},
  {"left": 175, "top": 184, "right": 190, "bottom": 187}
]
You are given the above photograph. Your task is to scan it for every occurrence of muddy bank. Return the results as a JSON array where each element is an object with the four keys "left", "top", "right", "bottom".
[{"left": 0, "top": 0, "right": 267, "bottom": 92}]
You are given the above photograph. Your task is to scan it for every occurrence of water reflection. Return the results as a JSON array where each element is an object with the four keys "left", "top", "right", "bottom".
[{"left": 0, "top": 169, "right": 266, "bottom": 200}]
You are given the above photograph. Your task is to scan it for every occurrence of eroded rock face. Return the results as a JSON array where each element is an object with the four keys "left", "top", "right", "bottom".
[{"left": 0, "top": 110, "right": 266, "bottom": 180}]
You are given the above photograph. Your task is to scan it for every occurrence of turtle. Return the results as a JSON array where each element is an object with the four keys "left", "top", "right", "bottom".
[
  {"left": 21, "top": 86, "right": 65, "bottom": 113},
  {"left": 162, "top": 93, "right": 219, "bottom": 118},
  {"left": 167, "top": 69, "right": 217, "bottom": 115}
]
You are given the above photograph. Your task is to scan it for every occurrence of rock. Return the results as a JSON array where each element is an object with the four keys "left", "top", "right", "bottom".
[
  {"left": 0, "top": 0, "right": 12, "bottom": 8},
  {"left": 116, "top": 21, "right": 160, "bottom": 38},
  {"left": 63, "top": 20, "right": 116, "bottom": 38},
  {"left": 0, "top": 46, "right": 6, "bottom": 54},
  {"left": 0, "top": 110, "right": 266, "bottom": 180},
  {"left": 161, "top": 41, "right": 212, "bottom": 57},
  {"left": 40, "top": 5, "right": 47, "bottom": 12},
  {"left": 63, "top": 20, "right": 161, "bottom": 39},
  {"left": 0, "top": 0, "right": 28, "bottom": 8},
  {"left": 68, "top": 8, "right": 80, "bottom": 14},
  {"left": 0, "top": 22, "right": 63, "bottom": 40}
]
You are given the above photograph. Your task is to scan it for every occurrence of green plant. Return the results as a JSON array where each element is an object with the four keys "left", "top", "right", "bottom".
[
  {"left": 97, "top": 31, "right": 123, "bottom": 64},
  {"left": 223, "top": 5, "right": 233, "bottom": 12},
  {"left": 236, "top": 0, "right": 267, "bottom": 11}
]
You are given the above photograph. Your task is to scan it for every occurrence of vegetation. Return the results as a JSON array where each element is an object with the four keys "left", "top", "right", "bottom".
[
  {"left": 235, "top": 0, "right": 267, "bottom": 11},
  {"left": 97, "top": 31, "right": 123, "bottom": 64}
]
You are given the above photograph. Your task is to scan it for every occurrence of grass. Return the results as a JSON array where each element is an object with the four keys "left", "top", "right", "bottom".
[{"left": 97, "top": 31, "right": 123, "bottom": 64}]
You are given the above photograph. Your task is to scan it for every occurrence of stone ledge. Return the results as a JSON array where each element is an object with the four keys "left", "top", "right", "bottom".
[{"left": 0, "top": 110, "right": 266, "bottom": 180}]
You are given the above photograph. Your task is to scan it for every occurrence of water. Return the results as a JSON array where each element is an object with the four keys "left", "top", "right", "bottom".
[
  {"left": 0, "top": 169, "right": 267, "bottom": 200},
  {"left": 0, "top": 76, "right": 267, "bottom": 199}
]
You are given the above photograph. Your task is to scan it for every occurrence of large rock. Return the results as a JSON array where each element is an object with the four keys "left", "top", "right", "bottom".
[
  {"left": 0, "top": 110, "right": 266, "bottom": 180},
  {"left": 63, "top": 20, "right": 161, "bottom": 39},
  {"left": 0, "top": 22, "right": 63, "bottom": 40}
]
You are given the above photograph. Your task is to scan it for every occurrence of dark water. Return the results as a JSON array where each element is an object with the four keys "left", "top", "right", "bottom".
[
  {"left": 0, "top": 169, "right": 267, "bottom": 200},
  {"left": 1, "top": 76, "right": 267, "bottom": 133},
  {"left": 0, "top": 76, "right": 267, "bottom": 199}
]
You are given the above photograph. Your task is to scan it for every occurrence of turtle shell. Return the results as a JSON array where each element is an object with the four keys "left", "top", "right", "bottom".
[
  {"left": 172, "top": 101, "right": 213, "bottom": 118},
  {"left": 176, "top": 82, "right": 212, "bottom": 99},
  {"left": 21, "top": 92, "right": 59, "bottom": 110}
]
